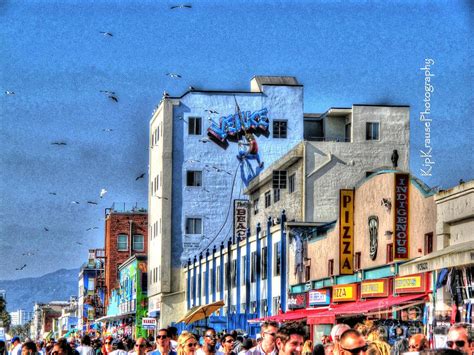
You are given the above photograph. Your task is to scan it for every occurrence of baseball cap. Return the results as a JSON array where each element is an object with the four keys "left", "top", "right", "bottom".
[
  {"left": 11, "top": 337, "right": 20, "bottom": 343},
  {"left": 330, "top": 324, "right": 350, "bottom": 341}
]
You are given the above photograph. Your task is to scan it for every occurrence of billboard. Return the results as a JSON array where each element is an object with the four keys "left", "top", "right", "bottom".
[
  {"left": 234, "top": 199, "right": 249, "bottom": 242},
  {"left": 394, "top": 173, "right": 410, "bottom": 260}
]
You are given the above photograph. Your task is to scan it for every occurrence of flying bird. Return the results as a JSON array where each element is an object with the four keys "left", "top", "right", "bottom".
[
  {"left": 99, "top": 31, "right": 113, "bottom": 37},
  {"left": 135, "top": 173, "right": 146, "bottom": 180},
  {"left": 108, "top": 95, "right": 119, "bottom": 102},
  {"left": 102, "top": 128, "right": 114, "bottom": 132},
  {"left": 205, "top": 109, "right": 219, "bottom": 115},
  {"left": 76, "top": 241, "right": 83, "bottom": 245},
  {"left": 22, "top": 252, "right": 35, "bottom": 256},
  {"left": 51, "top": 141, "right": 67, "bottom": 146},
  {"left": 170, "top": 4, "right": 192, "bottom": 9},
  {"left": 71, "top": 201, "right": 80, "bottom": 204},
  {"left": 87, "top": 201, "right": 98, "bottom": 205},
  {"left": 100, "top": 90, "right": 115, "bottom": 95},
  {"left": 49, "top": 192, "right": 57, "bottom": 195},
  {"left": 86, "top": 227, "right": 99, "bottom": 231},
  {"left": 100, "top": 188, "right": 107, "bottom": 198},
  {"left": 44, "top": 227, "right": 49, "bottom": 232},
  {"left": 5, "top": 91, "right": 15, "bottom": 95},
  {"left": 15, "top": 264, "right": 27, "bottom": 271},
  {"left": 166, "top": 73, "right": 182, "bottom": 79}
]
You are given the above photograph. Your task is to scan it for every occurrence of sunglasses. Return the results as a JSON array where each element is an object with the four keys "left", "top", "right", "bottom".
[
  {"left": 156, "top": 336, "right": 168, "bottom": 339},
  {"left": 341, "top": 344, "right": 368, "bottom": 354},
  {"left": 135, "top": 344, "right": 146, "bottom": 348},
  {"left": 187, "top": 343, "right": 198, "bottom": 347},
  {"left": 446, "top": 340, "right": 466, "bottom": 348},
  {"left": 105, "top": 342, "right": 112, "bottom": 345}
]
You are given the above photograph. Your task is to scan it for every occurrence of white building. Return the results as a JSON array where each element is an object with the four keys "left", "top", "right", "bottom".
[{"left": 10, "top": 309, "right": 34, "bottom": 326}]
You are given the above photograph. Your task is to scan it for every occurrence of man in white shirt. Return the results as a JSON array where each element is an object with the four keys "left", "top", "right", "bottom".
[
  {"left": 248, "top": 322, "right": 279, "bottom": 355},
  {"left": 76, "top": 335, "right": 95, "bottom": 355},
  {"left": 10, "top": 337, "right": 22, "bottom": 355}
]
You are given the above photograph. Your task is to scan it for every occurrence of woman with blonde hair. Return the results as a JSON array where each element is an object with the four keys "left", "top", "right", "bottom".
[
  {"left": 302, "top": 340, "right": 313, "bottom": 355},
  {"left": 177, "top": 333, "right": 198, "bottom": 355},
  {"left": 366, "top": 340, "right": 390, "bottom": 355}
]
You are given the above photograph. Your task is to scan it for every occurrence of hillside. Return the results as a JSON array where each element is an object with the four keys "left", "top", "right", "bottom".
[{"left": 0, "top": 268, "right": 79, "bottom": 312}]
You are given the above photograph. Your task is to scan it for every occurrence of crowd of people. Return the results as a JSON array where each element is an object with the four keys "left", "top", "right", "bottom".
[{"left": 0, "top": 321, "right": 472, "bottom": 355}]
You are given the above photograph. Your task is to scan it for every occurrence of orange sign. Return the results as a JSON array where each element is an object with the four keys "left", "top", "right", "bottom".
[
  {"left": 333, "top": 284, "right": 357, "bottom": 302},
  {"left": 361, "top": 279, "right": 389, "bottom": 298},
  {"left": 339, "top": 190, "right": 354, "bottom": 275}
]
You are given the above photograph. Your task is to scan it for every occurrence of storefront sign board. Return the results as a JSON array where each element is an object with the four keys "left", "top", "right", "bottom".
[
  {"left": 339, "top": 189, "right": 354, "bottom": 275},
  {"left": 361, "top": 279, "right": 389, "bottom": 298},
  {"left": 309, "top": 289, "right": 331, "bottom": 306},
  {"left": 333, "top": 284, "right": 357, "bottom": 302},
  {"left": 394, "top": 274, "right": 426, "bottom": 293}
]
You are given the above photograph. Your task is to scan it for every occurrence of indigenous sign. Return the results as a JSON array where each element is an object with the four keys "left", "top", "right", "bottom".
[
  {"left": 394, "top": 274, "right": 426, "bottom": 294},
  {"left": 333, "top": 284, "right": 357, "bottom": 302},
  {"left": 361, "top": 279, "right": 389, "bottom": 298},
  {"left": 288, "top": 293, "right": 307, "bottom": 310},
  {"left": 309, "top": 289, "right": 331, "bottom": 306},
  {"left": 234, "top": 199, "right": 249, "bottom": 242},
  {"left": 339, "top": 190, "right": 354, "bottom": 274},
  {"left": 394, "top": 173, "right": 410, "bottom": 260}
]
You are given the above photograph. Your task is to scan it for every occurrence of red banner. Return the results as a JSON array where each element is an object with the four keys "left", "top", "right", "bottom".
[{"left": 394, "top": 174, "right": 409, "bottom": 260}]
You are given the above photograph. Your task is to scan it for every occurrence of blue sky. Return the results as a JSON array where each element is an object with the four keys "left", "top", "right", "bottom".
[{"left": 0, "top": 0, "right": 472, "bottom": 280}]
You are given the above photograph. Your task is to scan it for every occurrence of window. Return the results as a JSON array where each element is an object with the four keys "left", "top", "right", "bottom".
[
  {"left": 224, "top": 262, "right": 229, "bottom": 290},
  {"left": 424, "top": 233, "right": 433, "bottom": 255},
  {"left": 272, "top": 296, "right": 281, "bottom": 313},
  {"left": 273, "top": 120, "right": 287, "bottom": 138},
  {"left": 186, "top": 170, "right": 202, "bottom": 187},
  {"left": 216, "top": 267, "right": 220, "bottom": 292},
  {"left": 274, "top": 242, "right": 281, "bottom": 276},
  {"left": 264, "top": 191, "right": 271, "bottom": 208},
  {"left": 261, "top": 299, "right": 268, "bottom": 317},
  {"left": 253, "top": 198, "right": 259, "bottom": 215},
  {"left": 345, "top": 123, "right": 351, "bottom": 142},
  {"left": 289, "top": 174, "right": 296, "bottom": 193},
  {"left": 305, "top": 265, "right": 311, "bottom": 282},
  {"left": 273, "top": 170, "right": 287, "bottom": 189},
  {"left": 386, "top": 243, "right": 394, "bottom": 263},
  {"left": 251, "top": 252, "right": 257, "bottom": 282},
  {"left": 185, "top": 218, "right": 202, "bottom": 234},
  {"left": 132, "top": 235, "right": 144, "bottom": 251},
  {"left": 355, "top": 252, "right": 361, "bottom": 270},
  {"left": 210, "top": 268, "right": 215, "bottom": 293},
  {"left": 117, "top": 234, "right": 128, "bottom": 251},
  {"left": 231, "top": 260, "right": 237, "bottom": 287},
  {"left": 273, "top": 189, "right": 280, "bottom": 203},
  {"left": 188, "top": 117, "right": 202, "bottom": 135},
  {"left": 261, "top": 246, "right": 268, "bottom": 280},
  {"left": 241, "top": 256, "right": 246, "bottom": 285},
  {"left": 366, "top": 122, "right": 380, "bottom": 140},
  {"left": 328, "top": 259, "right": 334, "bottom": 276}
]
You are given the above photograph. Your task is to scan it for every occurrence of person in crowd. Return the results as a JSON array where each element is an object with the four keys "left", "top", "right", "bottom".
[
  {"left": 21, "top": 341, "right": 37, "bottom": 355},
  {"left": 419, "top": 350, "right": 463, "bottom": 355},
  {"left": 217, "top": 334, "right": 235, "bottom": 355},
  {"left": 311, "top": 341, "right": 324, "bottom": 355},
  {"left": 338, "top": 329, "right": 368, "bottom": 355},
  {"left": 10, "top": 337, "right": 22, "bottom": 355},
  {"left": 35, "top": 342, "right": 45, "bottom": 355},
  {"left": 232, "top": 333, "right": 242, "bottom": 355},
  {"left": 0, "top": 340, "right": 7, "bottom": 355},
  {"left": 168, "top": 328, "right": 179, "bottom": 352},
  {"left": 76, "top": 336, "right": 95, "bottom": 355},
  {"left": 101, "top": 337, "right": 114, "bottom": 355},
  {"left": 249, "top": 321, "right": 279, "bottom": 355},
  {"left": 149, "top": 329, "right": 177, "bottom": 355},
  {"left": 446, "top": 323, "right": 472, "bottom": 355},
  {"left": 130, "top": 338, "right": 147, "bottom": 355},
  {"left": 274, "top": 322, "right": 305, "bottom": 355},
  {"left": 177, "top": 333, "right": 198, "bottom": 355},
  {"left": 238, "top": 339, "right": 253, "bottom": 355},
  {"left": 389, "top": 327, "right": 408, "bottom": 355},
  {"left": 366, "top": 341, "right": 390, "bottom": 355},
  {"left": 331, "top": 325, "right": 351, "bottom": 345},
  {"left": 197, "top": 328, "right": 218, "bottom": 355},
  {"left": 302, "top": 340, "right": 312, "bottom": 355},
  {"left": 108, "top": 339, "right": 127, "bottom": 355},
  {"left": 407, "top": 334, "right": 428, "bottom": 352},
  {"left": 53, "top": 339, "right": 73, "bottom": 355}
]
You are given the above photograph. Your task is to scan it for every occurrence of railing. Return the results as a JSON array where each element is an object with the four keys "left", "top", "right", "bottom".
[{"left": 305, "top": 136, "right": 351, "bottom": 142}]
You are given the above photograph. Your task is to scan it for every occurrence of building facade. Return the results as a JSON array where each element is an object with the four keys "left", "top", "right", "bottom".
[
  {"left": 10, "top": 309, "right": 34, "bottom": 326},
  {"left": 104, "top": 207, "right": 148, "bottom": 308},
  {"left": 30, "top": 301, "right": 71, "bottom": 340}
]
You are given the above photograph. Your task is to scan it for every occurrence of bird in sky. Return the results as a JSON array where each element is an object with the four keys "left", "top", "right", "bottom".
[
  {"left": 87, "top": 201, "right": 98, "bottom": 205},
  {"left": 102, "top": 128, "right": 114, "bottom": 132},
  {"left": 51, "top": 141, "right": 67, "bottom": 146},
  {"left": 205, "top": 109, "right": 219, "bottom": 115},
  {"left": 100, "top": 188, "right": 107, "bottom": 198},
  {"left": 99, "top": 31, "right": 113, "bottom": 37},
  {"left": 199, "top": 137, "right": 210, "bottom": 143},
  {"left": 22, "top": 252, "right": 35, "bottom": 256},
  {"left": 49, "top": 192, "right": 57, "bottom": 195},
  {"left": 5, "top": 91, "right": 15, "bottom": 95},
  {"left": 15, "top": 264, "right": 27, "bottom": 271},
  {"left": 100, "top": 90, "right": 115, "bottom": 95},
  {"left": 44, "top": 227, "right": 49, "bottom": 232},
  {"left": 170, "top": 4, "right": 192, "bottom": 9},
  {"left": 86, "top": 227, "right": 99, "bottom": 231},
  {"left": 71, "top": 201, "right": 80, "bottom": 204},
  {"left": 156, "top": 196, "right": 169, "bottom": 200},
  {"left": 166, "top": 73, "right": 182, "bottom": 79},
  {"left": 136, "top": 173, "right": 146, "bottom": 180},
  {"left": 185, "top": 159, "right": 200, "bottom": 163},
  {"left": 76, "top": 241, "right": 83, "bottom": 245},
  {"left": 108, "top": 95, "right": 119, "bottom": 102}
]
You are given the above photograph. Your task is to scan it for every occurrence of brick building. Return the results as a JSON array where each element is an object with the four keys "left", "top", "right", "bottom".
[{"left": 104, "top": 207, "right": 148, "bottom": 307}]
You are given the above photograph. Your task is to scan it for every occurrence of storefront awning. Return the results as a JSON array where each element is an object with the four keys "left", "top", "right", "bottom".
[
  {"left": 248, "top": 307, "right": 330, "bottom": 323},
  {"left": 307, "top": 293, "right": 428, "bottom": 325},
  {"left": 399, "top": 240, "right": 474, "bottom": 276}
]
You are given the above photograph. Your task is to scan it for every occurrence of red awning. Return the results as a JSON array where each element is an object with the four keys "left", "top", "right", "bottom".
[
  {"left": 307, "top": 293, "right": 428, "bottom": 325},
  {"left": 248, "top": 307, "right": 330, "bottom": 323}
]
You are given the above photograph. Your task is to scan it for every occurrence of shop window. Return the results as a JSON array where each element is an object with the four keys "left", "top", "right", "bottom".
[
  {"left": 424, "top": 233, "right": 433, "bottom": 255},
  {"left": 328, "top": 259, "right": 334, "bottom": 276},
  {"left": 386, "top": 243, "right": 394, "bottom": 263}
]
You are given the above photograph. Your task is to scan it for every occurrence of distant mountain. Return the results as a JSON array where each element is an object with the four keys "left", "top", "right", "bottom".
[{"left": 0, "top": 268, "right": 79, "bottom": 312}]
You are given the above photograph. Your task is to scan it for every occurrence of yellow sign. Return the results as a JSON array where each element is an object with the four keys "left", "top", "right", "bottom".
[
  {"left": 339, "top": 190, "right": 354, "bottom": 275},
  {"left": 394, "top": 275, "right": 423, "bottom": 293},
  {"left": 333, "top": 284, "right": 357, "bottom": 302},
  {"left": 361, "top": 279, "right": 388, "bottom": 297}
]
